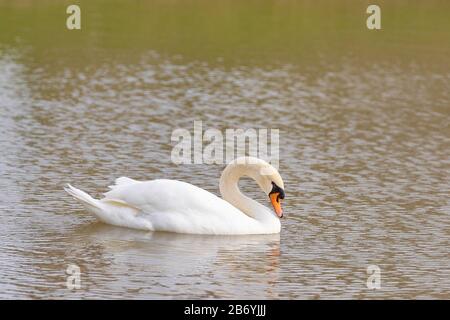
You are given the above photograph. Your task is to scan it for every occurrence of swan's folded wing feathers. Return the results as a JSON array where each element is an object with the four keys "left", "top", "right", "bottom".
[
  {"left": 107, "top": 177, "right": 139, "bottom": 190},
  {"left": 100, "top": 179, "right": 258, "bottom": 234},
  {"left": 100, "top": 198, "right": 140, "bottom": 216}
]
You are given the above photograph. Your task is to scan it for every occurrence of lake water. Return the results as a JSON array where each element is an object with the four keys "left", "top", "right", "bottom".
[{"left": 0, "top": 0, "right": 449, "bottom": 299}]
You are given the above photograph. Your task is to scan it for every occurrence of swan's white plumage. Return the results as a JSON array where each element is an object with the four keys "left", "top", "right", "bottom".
[
  {"left": 65, "top": 157, "right": 283, "bottom": 235},
  {"left": 107, "top": 176, "right": 138, "bottom": 190}
]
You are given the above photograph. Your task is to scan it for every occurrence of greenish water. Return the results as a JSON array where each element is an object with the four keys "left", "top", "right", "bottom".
[
  {"left": 0, "top": 0, "right": 449, "bottom": 299},
  {"left": 2, "top": 0, "right": 450, "bottom": 66}
]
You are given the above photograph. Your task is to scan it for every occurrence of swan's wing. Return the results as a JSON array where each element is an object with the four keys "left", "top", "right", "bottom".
[
  {"left": 100, "top": 179, "right": 267, "bottom": 234},
  {"left": 103, "top": 179, "right": 247, "bottom": 219},
  {"left": 100, "top": 198, "right": 141, "bottom": 215},
  {"left": 107, "top": 176, "right": 140, "bottom": 191},
  {"left": 104, "top": 179, "right": 227, "bottom": 212}
]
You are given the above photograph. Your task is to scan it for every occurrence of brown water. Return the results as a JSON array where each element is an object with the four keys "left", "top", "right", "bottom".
[{"left": 0, "top": 0, "right": 449, "bottom": 299}]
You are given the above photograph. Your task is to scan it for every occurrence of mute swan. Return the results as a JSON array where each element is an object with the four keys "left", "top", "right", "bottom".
[{"left": 65, "top": 157, "right": 285, "bottom": 235}]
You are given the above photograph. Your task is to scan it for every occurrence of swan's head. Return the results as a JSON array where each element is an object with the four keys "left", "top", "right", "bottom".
[
  {"left": 268, "top": 181, "right": 285, "bottom": 218},
  {"left": 259, "top": 165, "right": 285, "bottom": 218},
  {"left": 232, "top": 157, "right": 285, "bottom": 218}
]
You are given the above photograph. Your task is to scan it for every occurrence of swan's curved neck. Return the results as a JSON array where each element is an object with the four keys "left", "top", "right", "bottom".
[{"left": 219, "top": 162, "right": 276, "bottom": 223}]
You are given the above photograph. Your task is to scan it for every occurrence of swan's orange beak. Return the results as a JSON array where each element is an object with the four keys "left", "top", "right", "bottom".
[{"left": 270, "top": 192, "right": 283, "bottom": 218}]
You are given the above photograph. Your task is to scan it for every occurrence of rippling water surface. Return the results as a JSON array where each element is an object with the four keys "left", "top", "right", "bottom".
[{"left": 0, "top": 0, "right": 449, "bottom": 299}]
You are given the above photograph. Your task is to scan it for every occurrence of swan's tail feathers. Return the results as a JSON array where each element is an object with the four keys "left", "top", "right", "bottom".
[
  {"left": 64, "top": 184, "right": 146, "bottom": 229},
  {"left": 64, "top": 184, "right": 102, "bottom": 211}
]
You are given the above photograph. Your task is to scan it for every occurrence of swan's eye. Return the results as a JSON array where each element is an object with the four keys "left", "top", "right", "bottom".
[
  {"left": 270, "top": 182, "right": 285, "bottom": 200},
  {"left": 269, "top": 182, "right": 284, "bottom": 218}
]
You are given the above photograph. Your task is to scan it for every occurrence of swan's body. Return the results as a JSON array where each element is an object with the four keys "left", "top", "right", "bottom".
[{"left": 65, "top": 157, "right": 285, "bottom": 235}]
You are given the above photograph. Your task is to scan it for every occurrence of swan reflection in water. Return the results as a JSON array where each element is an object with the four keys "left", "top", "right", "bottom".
[{"left": 71, "top": 223, "right": 281, "bottom": 299}]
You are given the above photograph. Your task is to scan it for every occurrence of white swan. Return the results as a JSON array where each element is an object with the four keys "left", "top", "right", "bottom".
[{"left": 65, "top": 157, "right": 285, "bottom": 235}]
